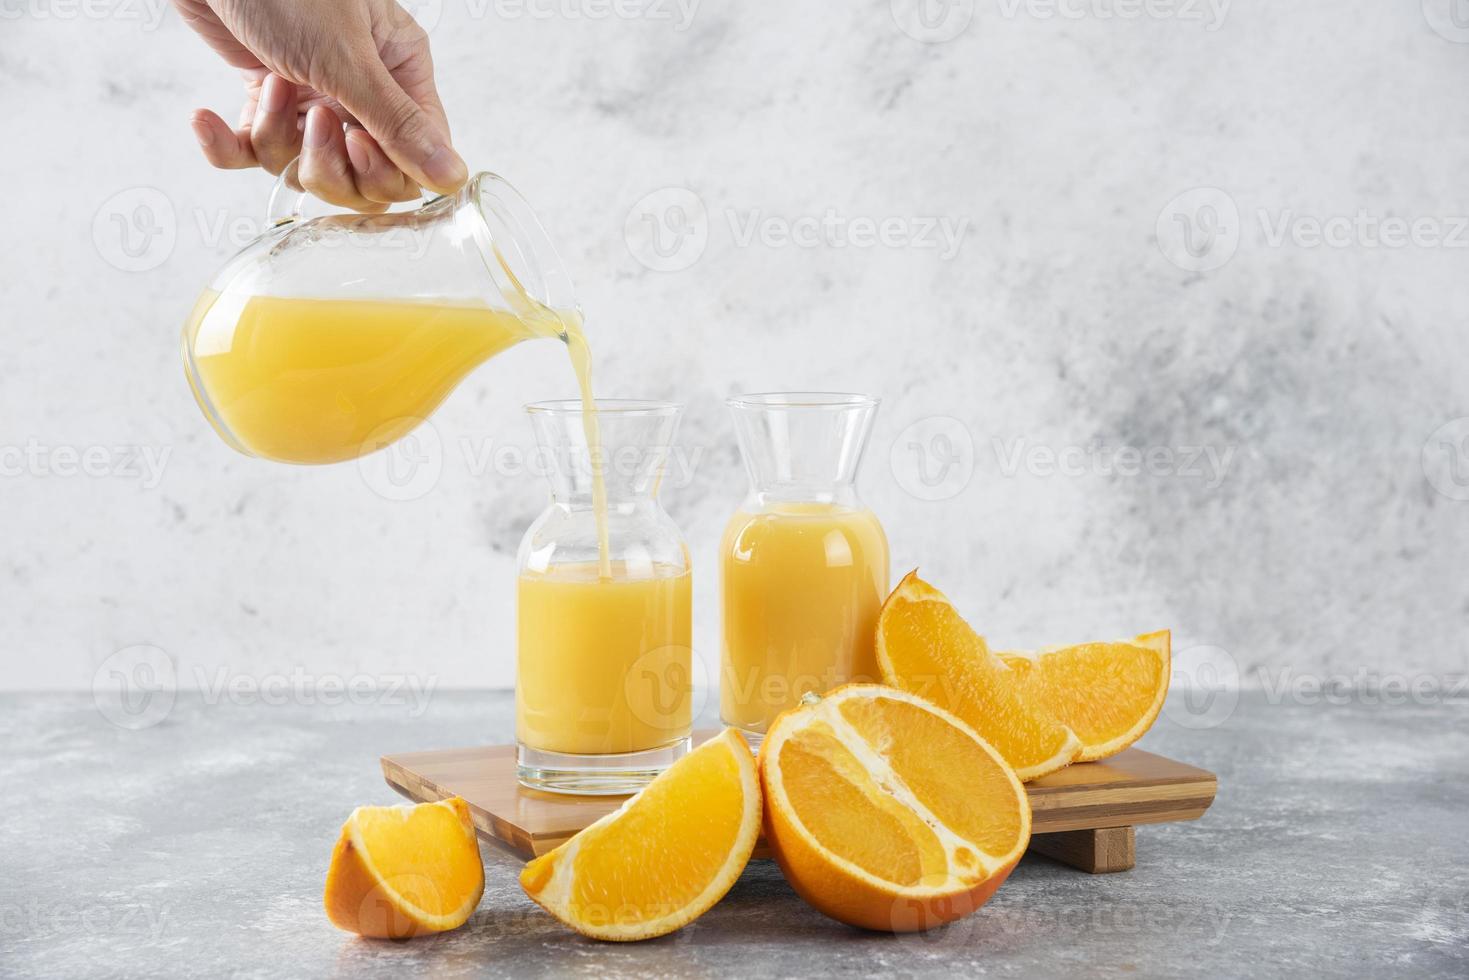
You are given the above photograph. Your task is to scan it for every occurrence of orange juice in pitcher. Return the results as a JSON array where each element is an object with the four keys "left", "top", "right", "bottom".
[
  {"left": 184, "top": 293, "right": 568, "bottom": 464},
  {"left": 182, "top": 168, "right": 592, "bottom": 466}
]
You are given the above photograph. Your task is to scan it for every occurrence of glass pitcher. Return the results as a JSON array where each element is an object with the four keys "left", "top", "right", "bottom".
[
  {"left": 719, "top": 392, "right": 889, "bottom": 746},
  {"left": 516, "top": 400, "right": 692, "bottom": 795},
  {"left": 181, "top": 160, "right": 580, "bottom": 465}
]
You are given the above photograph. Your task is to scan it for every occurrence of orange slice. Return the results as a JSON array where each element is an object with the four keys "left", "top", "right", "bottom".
[
  {"left": 760, "top": 684, "right": 1031, "bottom": 932},
  {"left": 876, "top": 571, "right": 1081, "bottom": 781},
  {"left": 324, "top": 797, "right": 485, "bottom": 939},
  {"left": 519, "top": 728, "right": 761, "bottom": 941},
  {"left": 998, "top": 631, "right": 1170, "bottom": 762}
]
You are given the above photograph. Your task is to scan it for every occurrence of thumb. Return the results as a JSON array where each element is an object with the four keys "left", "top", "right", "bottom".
[{"left": 334, "top": 61, "right": 467, "bottom": 195}]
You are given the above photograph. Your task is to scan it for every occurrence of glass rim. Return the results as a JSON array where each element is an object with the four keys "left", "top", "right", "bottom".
[
  {"left": 726, "top": 391, "right": 879, "bottom": 410},
  {"left": 463, "top": 171, "right": 577, "bottom": 312},
  {"left": 524, "top": 398, "right": 683, "bottom": 417}
]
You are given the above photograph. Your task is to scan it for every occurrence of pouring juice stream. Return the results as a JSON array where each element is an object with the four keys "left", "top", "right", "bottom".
[{"left": 182, "top": 170, "right": 693, "bottom": 790}]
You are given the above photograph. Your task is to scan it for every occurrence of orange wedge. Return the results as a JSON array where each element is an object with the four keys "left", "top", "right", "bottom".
[
  {"left": 998, "top": 631, "right": 1170, "bottom": 762},
  {"left": 519, "top": 728, "right": 761, "bottom": 941},
  {"left": 876, "top": 571, "right": 1081, "bottom": 781},
  {"left": 324, "top": 797, "right": 485, "bottom": 939},
  {"left": 760, "top": 685, "right": 1031, "bottom": 932}
]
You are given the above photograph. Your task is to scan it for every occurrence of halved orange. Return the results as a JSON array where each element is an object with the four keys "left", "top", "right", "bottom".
[
  {"left": 760, "top": 684, "right": 1031, "bottom": 932},
  {"left": 519, "top": 728, "right": 761, "bottom": 941},
  {"left": 876, "top": 571, "right": 1082, "bottom": 781},
  {"left": 324, "top": 797, "right": 485, "bottom": 939},
  {"left": 998, "top": 631, "right": 1170, "bottom": 762}
]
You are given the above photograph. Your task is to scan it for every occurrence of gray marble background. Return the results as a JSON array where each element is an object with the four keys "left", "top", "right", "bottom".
[{"left": 2, "top": 1, "right": 1467, "bottom": 695}]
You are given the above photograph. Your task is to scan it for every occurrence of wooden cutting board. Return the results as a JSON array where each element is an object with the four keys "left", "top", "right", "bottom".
[{"left": 382, "top": 734, "right": 1217, "bottom": 874}]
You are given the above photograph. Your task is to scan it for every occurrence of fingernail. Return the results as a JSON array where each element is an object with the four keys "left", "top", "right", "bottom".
[
  {"left": 421, "top": 145, "right": 468, "bottom": 191},
  {"left": 261, "top": 74, "right": 292, "bottom": 114},
  {"left": 345, "top": 134, "right": 371, "bottom": 175},
  {"left": 191, "top": 118, "right": 214, "bottom": 148},
  {"left": 304, "top": 109, "right": 331, "bottom": 149}
]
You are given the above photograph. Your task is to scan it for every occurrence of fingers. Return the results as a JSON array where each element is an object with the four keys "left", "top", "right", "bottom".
[
  {"left": 249, "top": 72, "right": 303, "bottom": 175},
  {"left": 192, "top": 62, "right": 437, "bottom": 213},
  {"left": 334, "top": 54, "right": 467, "bottom": 196},
  {"left": 344, "top": 129, "right": 422, "bottom": 204},
  {"left": 189, "top": 109, "right": 257, "bottom": 169},
  {"left": 298, "top": 106, "right": 389, "bottom": 213}
]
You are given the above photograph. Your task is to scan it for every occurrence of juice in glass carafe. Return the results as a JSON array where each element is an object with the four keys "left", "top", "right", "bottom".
[
  {"left": 516, "top": 400, "right": 692, "bottom": 794},
  {"left": 719, "top": 393, "right": 889, "bottom": 745}
]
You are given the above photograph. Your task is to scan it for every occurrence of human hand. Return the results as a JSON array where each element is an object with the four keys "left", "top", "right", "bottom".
[{"left": 176, "top": 0, "right": 467, "bottom": 212}]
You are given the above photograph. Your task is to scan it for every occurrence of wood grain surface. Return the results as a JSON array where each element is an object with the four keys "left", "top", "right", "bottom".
[{"left": 382, "top": 733, "right": 1216, "bottom": 870}]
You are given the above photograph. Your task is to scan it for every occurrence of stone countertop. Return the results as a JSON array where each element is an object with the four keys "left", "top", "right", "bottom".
[{"left": 2, "top": 692, "right": 1465, "bottom": 979}]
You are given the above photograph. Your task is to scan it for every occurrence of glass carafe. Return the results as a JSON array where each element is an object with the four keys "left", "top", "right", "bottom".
[
  {"left": 719, "top": 392, "right": 889, "bottom": 745},
  {"left": 182, "top": 161, "right": 579, "bottom": 465},
  {"left": 516, "top": 400, "right": 692, "bottom": 795}
]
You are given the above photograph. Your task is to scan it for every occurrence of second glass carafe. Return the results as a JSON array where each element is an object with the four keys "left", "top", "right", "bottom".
[{"left": 719, "top": 393, "right": 890, "bottom": 745}]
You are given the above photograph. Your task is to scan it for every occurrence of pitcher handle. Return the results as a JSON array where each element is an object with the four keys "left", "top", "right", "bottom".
[{"left": 266, "top": 157, "right": 441, "bottom": 227}]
